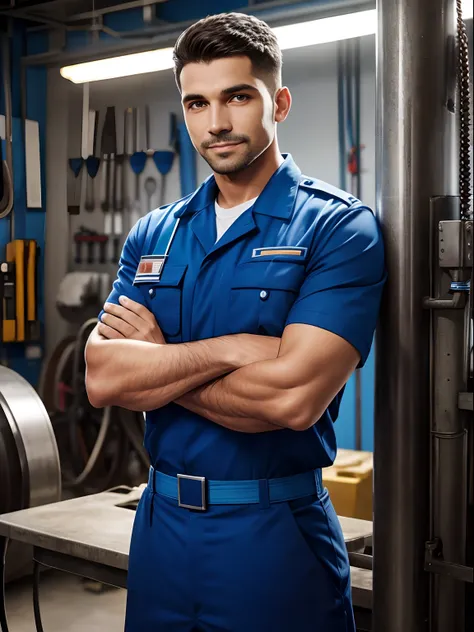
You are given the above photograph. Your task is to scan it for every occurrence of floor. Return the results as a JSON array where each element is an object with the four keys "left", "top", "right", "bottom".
[{"left": 5, "top": 570, "right": 126, "bottom": 632}]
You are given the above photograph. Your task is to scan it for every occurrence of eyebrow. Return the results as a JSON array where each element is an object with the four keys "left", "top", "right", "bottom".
[{"left": 182, "top": 84, "right": 258, "bottom": 104}]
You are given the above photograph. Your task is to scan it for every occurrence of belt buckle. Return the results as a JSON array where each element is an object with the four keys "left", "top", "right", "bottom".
[{"left": 177, "top": 474, "right": 207, "bottom": 511}]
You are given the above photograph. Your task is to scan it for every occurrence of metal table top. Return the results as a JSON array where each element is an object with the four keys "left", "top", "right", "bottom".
[{"left": 0, "top": 485, "right": 373, "bottom": 573}]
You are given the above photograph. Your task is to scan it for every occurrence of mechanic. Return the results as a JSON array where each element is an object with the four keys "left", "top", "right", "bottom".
[{"left": 85, "top": 11, "right": 386, "bottom": 632}]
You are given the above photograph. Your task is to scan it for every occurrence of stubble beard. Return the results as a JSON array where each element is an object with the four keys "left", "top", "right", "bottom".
[{"left": 202, "top": 145, "right": 258, "bottom": 176}]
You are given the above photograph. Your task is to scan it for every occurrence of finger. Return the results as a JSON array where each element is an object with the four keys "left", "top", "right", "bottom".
[
  {"left": 118, "top": 295, "right": 156, "bottom": 322},
  {"left": 101, "top": 312, "right": 136, "bottom": 337},
  {"left": 98, "top": 322, "right": 125, "bottom": 340},
  {"left": 104, "top": 300, "right": 153, "bottom": 331},
  {"left": 103, "top": 302, "right": 147, "bottom": 331}
]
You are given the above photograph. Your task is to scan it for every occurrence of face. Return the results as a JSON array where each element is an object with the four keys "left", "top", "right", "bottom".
[{"left": 180, "top": 56, "right": 291, "bottom": 175}]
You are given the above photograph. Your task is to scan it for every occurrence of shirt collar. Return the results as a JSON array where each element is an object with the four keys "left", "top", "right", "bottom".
[{"left": 174, "top": 153, "right": 301, "bottom": 220}]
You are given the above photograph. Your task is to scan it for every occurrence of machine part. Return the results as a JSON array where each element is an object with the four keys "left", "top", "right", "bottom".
[
  {"left": 425, "top": 538, "right": 474, "bottom": 583},
  {"left": 458, "top": 392, "right": 473, "bottom": 411},
  {"left": 427, "top": 197, "right": 471, "bottom": 630},
  {"left": 438, "top": 219, "right": 473, "bottom": 268},
  {"left": 0, "top": 366, "right": 61, "bottom": 582},
  {"left": 374, "top": 0, "right": 459, "bottom": 631}
]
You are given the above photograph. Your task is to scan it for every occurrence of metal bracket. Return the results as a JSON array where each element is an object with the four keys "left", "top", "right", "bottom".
[
  {"left": 458, "top": 392, "right": 473, "bottom": 412},
  {"left": 425, "top": 538, "right": 474, "bottom": 583},
  {"left": 438, "top": 220, "right": 473, "bottom": 268}
]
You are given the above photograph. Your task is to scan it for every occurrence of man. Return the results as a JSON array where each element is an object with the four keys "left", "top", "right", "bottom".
[{"left": 85, "top": 11, "right": 385, "bottom": 632}]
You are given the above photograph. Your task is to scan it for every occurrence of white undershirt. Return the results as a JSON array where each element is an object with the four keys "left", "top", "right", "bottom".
[{"left": 215, "top": 197, "right": 258, "bottom": 241}]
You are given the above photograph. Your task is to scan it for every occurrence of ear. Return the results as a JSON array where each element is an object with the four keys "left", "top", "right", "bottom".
[{"left": 274, "top": 87, "right": 292, "bottom": 123}]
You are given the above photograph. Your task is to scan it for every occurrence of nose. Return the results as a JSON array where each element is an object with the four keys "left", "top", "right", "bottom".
[{"left": 208, "top": 103, "right": 232, "bottom": 137}]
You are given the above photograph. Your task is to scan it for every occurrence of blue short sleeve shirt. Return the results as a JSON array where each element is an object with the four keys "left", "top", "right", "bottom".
[{"left": 100, "top": 154, "right": 386, "bottom": 480}]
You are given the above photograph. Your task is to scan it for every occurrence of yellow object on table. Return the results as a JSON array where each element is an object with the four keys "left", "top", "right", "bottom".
[{"left": 323, "top": 449, "right": 373, "bottom": 521}]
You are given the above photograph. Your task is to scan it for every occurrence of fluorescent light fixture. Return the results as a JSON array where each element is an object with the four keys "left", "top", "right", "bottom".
[
  {"left": 60, "top": 47, "right": 175, "bottom": 83},
  {"left": 60, "top": 0, "right": 473, "bottom": 84},
  {"left": 274, "top": 9, "right": 376, "bottom": 50}
]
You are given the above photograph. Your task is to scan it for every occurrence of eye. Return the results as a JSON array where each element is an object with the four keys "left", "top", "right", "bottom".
[
  {"left": 189, "top": 101, "right": 206, "bottom": 110},
  {"left": 230, "top": 94, "right": 250, "bottom": 103}
]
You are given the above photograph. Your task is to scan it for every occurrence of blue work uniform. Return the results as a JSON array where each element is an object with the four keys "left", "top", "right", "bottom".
[{"left": 101, "top": 154, "right": 385, "bottom": 631}]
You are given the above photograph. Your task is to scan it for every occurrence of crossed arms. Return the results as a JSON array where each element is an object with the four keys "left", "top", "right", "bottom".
[{"left": 85, "top": 297, "right": 359, "bottom": 433}]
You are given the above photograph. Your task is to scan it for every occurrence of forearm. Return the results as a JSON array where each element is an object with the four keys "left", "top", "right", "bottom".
[
  {"left": 177, "top": 379, "right": 284, "bottom": 434},
  {"left": 85, "top": 331, "right": 239, "bottom": 411},
  {"left": 176, "top": 357, "right": 306, "bottom": 431}
]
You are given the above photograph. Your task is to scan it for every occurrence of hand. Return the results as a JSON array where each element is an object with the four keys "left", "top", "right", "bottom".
[{"left": 98, "top": 295, "right": 166, "bottom": 344}]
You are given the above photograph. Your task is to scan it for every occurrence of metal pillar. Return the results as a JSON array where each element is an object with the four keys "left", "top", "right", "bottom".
[
  {"left": 374, "top": 0, "right": 458, "bottom": 630},
  {"left": 427, "top": 197, "right": 469, "bottom": 632}
]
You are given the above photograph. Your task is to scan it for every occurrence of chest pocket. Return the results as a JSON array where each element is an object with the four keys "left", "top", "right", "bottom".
[
  {"left": 138, "top": 264, "right": 187, "bottom": 342},
  {"left": 229, "top": 260, "right": 305, "bottom": 337}
]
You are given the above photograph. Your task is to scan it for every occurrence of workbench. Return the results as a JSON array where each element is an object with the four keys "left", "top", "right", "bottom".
[{"left": 0, "top": 486, "right": 373, "bottom": 631}]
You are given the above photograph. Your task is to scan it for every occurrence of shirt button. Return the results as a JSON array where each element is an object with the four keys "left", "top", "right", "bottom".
[
  {"left": 149, "top": 288, "right": 155, "bottom": 298},
  {"left": 260, "top": 290, "right": 269, "bottom": 301}
]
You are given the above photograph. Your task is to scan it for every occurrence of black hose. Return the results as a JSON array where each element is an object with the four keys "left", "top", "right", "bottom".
[
  {"left": 0, "top": 537, "right": 9, "bottom": 632},
  {"left": 32, "top": 560, "right": 44, "bottom": 632},
  {"left": 68, "top": 319, "right": 98, "bottom": 474}
]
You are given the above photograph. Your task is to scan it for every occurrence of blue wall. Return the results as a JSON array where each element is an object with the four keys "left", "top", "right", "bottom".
[{"left": 0, "top": 25, "right": 48, "bottom": 387}]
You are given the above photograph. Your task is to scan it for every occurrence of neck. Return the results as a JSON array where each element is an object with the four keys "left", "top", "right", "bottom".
[{"left": 214, "top": 140, "right": 284, "bottom": 209}]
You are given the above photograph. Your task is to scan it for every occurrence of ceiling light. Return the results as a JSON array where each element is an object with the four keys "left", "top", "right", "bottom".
[
  {"left": 60, "top": 47, "right": 175, "bottom": 83},
  {"left": 60, "top": 1, "right": 473, "bottom": 84},
  {"left": 274, "top": 10, "right": 376, "bottom": 50}
]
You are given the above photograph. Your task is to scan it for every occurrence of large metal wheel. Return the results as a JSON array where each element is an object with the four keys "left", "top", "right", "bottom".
[{"left": 0, "top": 366, "right": 61, "bottom": 581}]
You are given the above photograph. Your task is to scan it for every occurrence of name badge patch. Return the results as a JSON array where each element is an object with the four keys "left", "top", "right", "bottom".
[
  {"left": 133, "top": 255, "right": 167, "bottom": 284},
  {"left": 252, "top": 246, "right": 307, "bottom": 259}
]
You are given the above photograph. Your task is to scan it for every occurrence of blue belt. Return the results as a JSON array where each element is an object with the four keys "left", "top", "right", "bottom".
[{"left": 147, "top": 466, "right": 323, "bottom": 511}]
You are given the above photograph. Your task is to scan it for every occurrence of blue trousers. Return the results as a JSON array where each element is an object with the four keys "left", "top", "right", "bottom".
[{"left": 124, "top": 485, "right": 355, "bottom": 631}]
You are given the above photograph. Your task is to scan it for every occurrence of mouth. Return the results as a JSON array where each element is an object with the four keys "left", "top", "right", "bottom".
[{"left": 208, "top": 142, "right": 243, "bottom": 152}]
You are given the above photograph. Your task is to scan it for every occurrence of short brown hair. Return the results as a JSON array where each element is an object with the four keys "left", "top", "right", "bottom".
[{"left": 173, "top": 12, "right": 282, "bottom": 93}]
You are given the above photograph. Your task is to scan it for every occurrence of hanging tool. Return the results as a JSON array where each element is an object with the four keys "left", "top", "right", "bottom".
[
  {"left": 112, "top": 109, "right": 126, "bottom": 264},
  {"left": 1, "top": 261, "right": 16, "bottom": 342},
  {"left": 153, "top": 151, "right": 174, "bottom": 207},
  {"left": 129, "top": 106, "right": 148, "bottom": 228},
  {"left": 67, "top": 157, "right": 83, "bottom": 216},
  {"left": 152, "top": 113, "right": 176, "bottom": 206},
  {"left": 100, "top": 106, "right": 117, "bottom": 261},
  {"left": 123, "top": 108, "right": 134, "bottom": 233},
  {"left": 144, "top": 176, "right": 157, "bottom": 211},
  {"left": 85, "top": 111, "right": 100, "bottom": 212},
  {"left": 1, "top": 239, "right": 39, "bottom": 342},
  {"left": 24, "top": 119, "right": 42, "bottom": 210}
]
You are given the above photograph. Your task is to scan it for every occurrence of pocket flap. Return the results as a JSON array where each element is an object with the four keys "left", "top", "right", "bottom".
[
  {"left": 231, "top": 261, "right": 304, "bottom": 291},
  {"left": 140, "top": 264, "right": 187, "bottom": 288}
]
